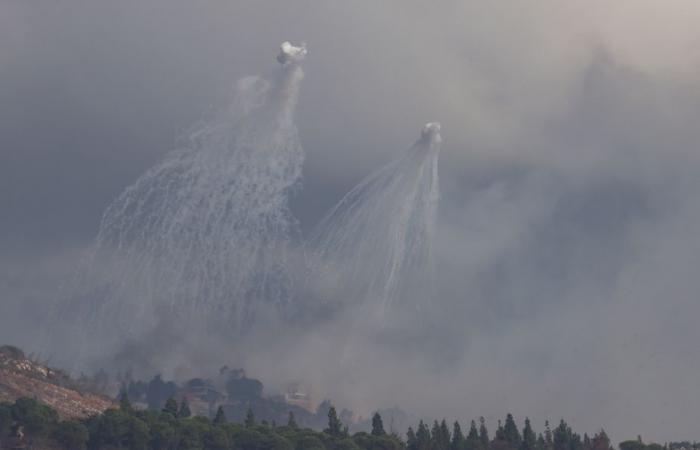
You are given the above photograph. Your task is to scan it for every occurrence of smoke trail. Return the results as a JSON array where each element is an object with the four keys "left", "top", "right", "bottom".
[
  {"left": 50, "top": 42, "right": 308, "bottom": 371},
  {"left": 308, "top": 123, "right": 441, "bottom": 323}
]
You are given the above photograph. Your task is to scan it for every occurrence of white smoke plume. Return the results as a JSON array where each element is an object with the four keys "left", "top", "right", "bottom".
[
  {"left": 307, "top": 122, "right": 441, "bottom": 324},
  {"left": 46, "top": 42, "right": 308, "bottom": 372}
]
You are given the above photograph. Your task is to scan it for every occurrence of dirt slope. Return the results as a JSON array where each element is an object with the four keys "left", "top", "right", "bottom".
[{"left": 0, "top": 345, "right": 113, "bottom": 419}]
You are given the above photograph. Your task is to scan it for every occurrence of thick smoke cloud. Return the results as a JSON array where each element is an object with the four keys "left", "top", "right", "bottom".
[{"left": 2, "top": 0, "right": 700, "bottom": 442}]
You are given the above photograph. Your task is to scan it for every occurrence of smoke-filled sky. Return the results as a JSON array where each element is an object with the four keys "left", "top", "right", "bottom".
[{"left": 2, "top": 0, "right": 700, "bottom": 442}]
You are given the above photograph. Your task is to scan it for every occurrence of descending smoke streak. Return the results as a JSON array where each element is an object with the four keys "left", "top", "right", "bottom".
[
  {"left": 308, "top": 123, "right": 441, "bottom": 322},
  {"left": 52, "top": 42, "right": 308, "bottom": 368}
]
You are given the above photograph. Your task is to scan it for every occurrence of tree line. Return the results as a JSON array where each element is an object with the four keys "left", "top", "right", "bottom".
[{"left": 0, "top": 396, "right": 694, "bottom": 450}]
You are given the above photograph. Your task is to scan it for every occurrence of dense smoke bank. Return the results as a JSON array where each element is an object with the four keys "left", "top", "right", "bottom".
[{"left": 3, "top": 2, "right": 700, "bottom": 441}]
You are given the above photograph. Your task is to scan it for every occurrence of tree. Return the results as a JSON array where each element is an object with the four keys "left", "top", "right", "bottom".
[
  {"left": 87, "top": 409, "right": 149, "bottom": 450},
  {"left": 53, "top": 420, "right": 89, "bottom": 450},
  {"left": 149, "top": 420, "right": 176, "bottom": 449},
  {"left": 620, "top": 441, "right": 647, "bottom": 450},
  {"left": 203, "top": 425, "right": 230, "bottom": 450},
  {"left": 213, "top": 406, "right": 227, "bottom": 426},
  {"left": 245, "top": 406, "right": 256, "bottom": 428},
  {"left": 521, "top": 418, "right": 536, "bottom": 450},
  {"left": 371, "top": 412, "right": 386, "bottom": 436},
  {"left": 432, "top": 421, "right": 444, "bottom": 450},
  {"left": 178, "top": 399, "right": 191, "bottom": 418},
  {"left": 479, "top": 417, "right": 490, "bottom": 449},
  {"left": 417, "top": 421, "right": 431, "bottom": 450},
  {"left": 452, "top": 421, "right": 465, "bottom": 450},
  {"left": 467, "top": 420, "right": 479, "bottom": 441},
  {"left": 288, "top": 411, "right": 298, "bottom": 429},
  {"left": 553, "top": 420, "right": 572, "bottom": 450},
  {"left": 325, "top": 406, "right": 343, "bottom": 437},
  {"left": 495, "top": 419, "right": 506, "bottom": 442},
  {"left": 11, "top": 397, "right": 59, "bottom": 438},
  {"left": 466, "top": 420, "right": 481, "bottom": 450},
  {"left": 504, "top": 414, "right": 521, "bottom": 448},
  {"left": 591, "top": 430, "right": 612, "bottom": 450},
  {"left": 544, "top": 421, "right": 553, "bottom": 450},
  {"left": 439, "top": 420, "right": 452, "bottom": 450},
  {"left": 162, "top": 397, "right": 179, "bottom": 417},
  {"left": 119, "top": 391, "right": 132, "bottom": 412},
  {"left": 0, "top": 402, "right": 13, "bottom": 437},
  {"left": 407, "top": 427, "right": 418, "bottom": 450},
  {"left": 571, "top": 433, "right": 584, "bottom": 450}
]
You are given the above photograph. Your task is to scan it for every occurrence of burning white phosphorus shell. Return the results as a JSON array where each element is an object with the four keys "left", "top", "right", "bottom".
[
  {"left": 277, "top": 41, "right": 308, "bottom": 65},
  {"left": 421, "top": 122, "right": 442, "bottom": 145}
]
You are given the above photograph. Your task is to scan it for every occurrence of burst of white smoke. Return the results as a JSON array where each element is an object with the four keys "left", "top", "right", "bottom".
[
  {"left": 308, "top": 122, "right": 441, "bottom": 322},
  {"left": 50, "top": 42, "right": 308, "bottom": 372},
  {"left": 277, "top": 41, "right": 307, "bottom": 65}
]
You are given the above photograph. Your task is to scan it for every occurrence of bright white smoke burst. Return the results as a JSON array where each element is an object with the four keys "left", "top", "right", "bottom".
[
  {"left": 308, "top": 122, "right": 441, "bottom": 322},
  {"left": 53, "top": 42, "right": 307, "bottom": 367}
]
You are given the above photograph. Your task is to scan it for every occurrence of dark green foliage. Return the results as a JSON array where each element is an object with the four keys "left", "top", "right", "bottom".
[
  {"left": 86, "top": 408, "right": 150, "bottom": 450},
  {"left": 0, "top": 395, "right": 686, "bottom": 450},
  {"left": 203, "top": 424, "right": 230, "bottom": 450},
  {"left": 416, "top": 420, "right": 431, "bottom": 450},
  {"left": 551, "top": 419, "right": 584, "bottom": 450},
  {"left": 452, "top": 421, "right": 465, "bottom": 450},
  {"left": 407, "top": 427, "right": 418, "bottom": 450},
  {"left": 620, "top": 441, "right": 648, "bottom": 450},
  {"left": 616, "top": 438, "right": 680, "bottom": 450},
  {"left": 465, "top": 420, "right": 481, "bottom": 450},
  {"left": 214, "top": 405, "right": 227, "bottom": 426},
  {"left": 504, "top": 414, "right": 521, "bottom": 448},
  {"left": 353, "top": 431, "right": 403, "bottom": 450},
  {"left": 245, "top": 407, "right": 256, "bottom": 428},
  {"left": 495, "top": 420, "right": 506, "bottom": 442},
  {"left": 163, "top": 397, "right": 179, "bottom": 417},
  {"left": 325, "top": 406, "right": 343, "bottom": 437},
  {"left": 179, "top": 399, "right": 192, "bottom": 418},
  {"left": 432, "top": 419, "right": 450, "bottom": 450},
  {"left": 591, "top": 430, "right": 612, "bottom": 450},
  {"left": 545, "top": 421, "right": 553, "bottom": 450},
  {"left": 479, "top": 417, "right": 490, "bottom": 449},
  {"left": 432, "top": 421, "right": 442, "bottom": 449},
  {"left": 174, "top": 416, "right": 210, "bottom": 450},
  {"left": 53, "top": 420, "right": 89, "bottom": 450},
  {"left": 11, "top": 396, "right": 59, "bottom": 437},
  {"left": 467, "top": 420, "right": 479, "bottom": 442},
  {"left": 147, "top": 418, "right": 177, "bottom": 449},
  {"left": 554, "top": 420, "right": 571, "bottom": 450},
  {"left": 120, "top": 390, "right": 133, "bottom": 411},
  {"left": 372, "top": 412, "right": 386, "bottom": 436},
  {"left": 288, "top": 411, "right": 298, "bottom": 429},
  {"left": 294, "top": 430, "right": 326, "bottom": 450},
  {"left": 521, "top": 418, "right": 536, "bottom": 450},
  {"left": 0, "top": 401, "right": 12, "bottom": 437}
]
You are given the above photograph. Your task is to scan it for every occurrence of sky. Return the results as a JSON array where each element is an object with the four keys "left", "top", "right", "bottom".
[{"left": 2, "top": 0, "right": 700, "bottom": 442}]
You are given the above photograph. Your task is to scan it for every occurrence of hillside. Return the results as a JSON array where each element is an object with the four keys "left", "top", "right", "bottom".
[{"left": 0, "top": 345, "right": 113, "bottom": 419}]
